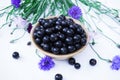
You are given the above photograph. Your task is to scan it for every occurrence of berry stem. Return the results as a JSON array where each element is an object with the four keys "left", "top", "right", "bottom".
[
  {"left": 10, "top": 31, "right": 26, "bottom": 43},
  {"left": 35, "top": 49, "right": 42, "bottom": 58},
  {"left": 89, "top": 43, "right": 112, "bottom": 63}
]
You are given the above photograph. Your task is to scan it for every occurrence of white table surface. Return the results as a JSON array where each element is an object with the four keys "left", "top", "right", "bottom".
[{"left": 0, "top": 0, "right": 120, "bottom": 80}]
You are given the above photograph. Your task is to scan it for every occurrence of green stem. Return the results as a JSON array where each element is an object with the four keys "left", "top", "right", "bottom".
[
  {"left": 89, "top": 43, "right": 112, "bottom": 63},
  {"left": 35, "top": 49, "right": 42, "bottom": 58},
  {"left": 0, "top": 5, "right": 12, "bottom": 11},
  {"left": 10, "top": 31, "right": 26, "bottom": 43}
]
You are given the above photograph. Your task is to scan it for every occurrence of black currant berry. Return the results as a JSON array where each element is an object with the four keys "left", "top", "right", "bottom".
[
  {"left": 55, "top": 74, "right": 63, "bottom": 80},
  {"left": 68, "top": 58, "right": 76, "bottom": 65},
  {"left": 89, "top": 58, "right": 97, "bottom": 66},
  {"left": 74, "top": 63, "right": 81, "bottom": 69},
  {"left": 12, "top": 52, "right": 20, "bottom": 59}
]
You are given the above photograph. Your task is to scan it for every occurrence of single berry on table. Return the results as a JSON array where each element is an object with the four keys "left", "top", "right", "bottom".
[
  {"left": 12, "top": 52, "right": 20, "bottom": 59},
  {"left": 74, "top": 63, "right": 81, "bottom": 69},
  {"left": 27, "top": 41, "right": 31, "bottom": 46},
  {"left": 89, "top": 58, "right": 97, "bottom": 66},
  {"left": 68, "top": 57, "right": 76, "bottom": 65},
  {"left": 55, "top": 74, "right": 63, "bottom": 80}
]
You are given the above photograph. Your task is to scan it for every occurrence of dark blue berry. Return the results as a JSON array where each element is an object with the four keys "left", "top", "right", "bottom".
[
  {"left": 68, "top": 58, "right": 75, "bottom": 65},
  {"left": 66, "top": 29, "right": 74, "bottom": 36},
  {"left": 56, "top": 21, "right": 61, "bottom": 25},
  {"left": 55, "top": 74, "right": 63, "bottom": 80},
  {"left": 63, "top": 27, "right": 69, "bottom": 33},
  {"left": 12, "top": 52, "right": 19, "bottom": 59},
  {"left": 68, "top": 45, "right": 76, "bottom": 52},
  {"left": 69, "top": 24, "right": 76, "bottom": 30},
  {"left": 51, "top": 47, "right": 60, "bottom": 54},
  {"left": 43, "top": 36, "right": 49, "bottom": 43},
  {"left": 59, "top": 15, "right": 66, "bottom": 20},
  {"left": 27, "top": 41, "right": 31, "bottom": 46},
  {"left": 50, "top": 34, "right": 58, "bottom": 42},
  {"left": 55, "top": 25, "right": 62, "bottom": 31},
  {"left": 42, "top": 44, "right": 50, "bottom": 51},
  {"left": 54, "top": 41, "right": 62, "bottom": 48},
  {"left": 60, "top": 47, "right": 68, "bottom": 54},
  {"left": 35, "top": 38, "right": 41, "bottom": 44},
  {"left": 89, "top": 59, "right": 97, "bottom": 66},
  {"left": 65, "top": 37, "right": 73, "bottom": 44},
  {"left": 39, "top": 18, "right": 46, "bottom": 25},
  {"left": 58, "top": 33, "right": 65, "bottom": 40},
  {"left": 81, "top": 38, "right": 87, "bottom": 46},
  {"left": 45, "top": 28, "right": 53, "bottom": 34},
  {"left": 73, "top": 34, "right": 81, "bottom": 43},
  {"left": 37, "top": 29, "right": 45, "bottom": 37},
  {"left": 75, "top": 44, "right": 81, "bottom": 49},
  {"left": 74, "top": 63, "right": 81, "bottom": 69}
]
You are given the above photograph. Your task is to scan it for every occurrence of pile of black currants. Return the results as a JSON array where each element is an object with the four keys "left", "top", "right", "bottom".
[{"left": 33, "top": 15, "right": 87, "bottom": 55}]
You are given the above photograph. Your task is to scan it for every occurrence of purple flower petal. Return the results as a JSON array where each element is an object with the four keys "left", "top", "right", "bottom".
[
  {"left": 111, "top": 55, "right": 120, "bottom": 70},
  {"left": 11, "top": 0, "right": 21, "bottom": 8},
  {"left": 68, "top": 6, "right": 82, "bottom": 19},
  {"left": 38, "top": 56, "right": 55, "bottom": 71}
]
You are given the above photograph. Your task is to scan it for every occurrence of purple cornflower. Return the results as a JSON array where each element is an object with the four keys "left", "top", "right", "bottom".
[
  {"left": 27, "top": 23, "right": 32, "bottom": 33},
  {"left": 11, "top": 0, "right": 21, "bottom": 8},
  {"left": 38, "top": 56, "right": 55, "bottom": 71},
  {"left": 68, "top": 6, "right": 82, "bottom": 19},
  {"left": 111, "top": 55, "right": 120, "bottom": 70}
]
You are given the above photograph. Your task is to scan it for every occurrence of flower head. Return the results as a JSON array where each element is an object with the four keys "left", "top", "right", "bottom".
[
  {"left": 68, "top": 6, "right": 82, "bottom": 19},
  {"left": 38, "top": 56, "right": 55, "bottom": 71},
  {"left": 27, "top": 23, "right": 32, "bottom": 33},
  {"left": 11, "top": 0, "right": 21, "bottom": 8},
  {"left": 14, "top": 16, "right": 28, "bottom": 28},
  {"left": 111, "top": 55, "right": 120, "bottom": 70}
]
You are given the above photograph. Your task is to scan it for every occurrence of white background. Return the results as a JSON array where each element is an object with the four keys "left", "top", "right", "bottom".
[{"left": 0, "top": 0, "right": 120, "bottom": 80}]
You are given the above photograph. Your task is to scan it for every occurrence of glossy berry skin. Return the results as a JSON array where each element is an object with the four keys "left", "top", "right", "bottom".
[
  {"left": 35, "top": 38, "right": 41, "bottom": 44},
  {"left": 43, "top": 36, "right": 49, "bottom": 43},
  {"left": 89, "top": 59, "right": 97, "bottom": 66},
  {"left": 75, "top": 44, "right": 81, "bottom": 49},
  {"left": 55, "top": 74, "right": 63, "bottom": 80},
  {"left": 66, "top": 29, "right": 74, "bottom": 36},
  {"left": 51, "top": 47, "right": 60, "bottom": 54},
  {"left": 60, "top": 47, "right": 68, "bottom": 54},
  {"left": 73, "top": 34, "right": 81, "bottom": 43},
  {"left": 68, "top": 58, "right": 76, "bottom": 65},
  {"left": 12, "top": 52, "right": 19, "bottom": 59},
  {"left": 50, "top": 34, "right": 58, "bottom": 42},
  {"left": 74, "top": 63, "right": 81, "bottom": 69},
  {"left": 68, "top": 45, "right": 76, "bottom": 53},
  {"left": 54, "top": 41, "right": 62, "bottom": 48},
  {"left": 65, "top": 37, "right": 73, "bottom": 44},
  {"left": 42, "top": 44, "right": 50, "bottom": 51},
  {"left": 58, "top": 33, "right": 65, "bottom": 41}
]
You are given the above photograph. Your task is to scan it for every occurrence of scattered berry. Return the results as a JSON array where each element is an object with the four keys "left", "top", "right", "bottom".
[
  {"left": 12, "top": 52, "right": 20, "bottom": 59},
  {"left": 55, "top": 74, "right": 63, "bottom": 80},
  {"left": 68, "top": 58, "right": 76, "bottom": 65},
  {"left": 27, "top": 41, "right": 31, "bottom": 46},
  {"left": 74, "top": 63, "right": 81, "bottom": 69},
  {"left": 89, "top": 58, "right": 97, "bottom": 66}
]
